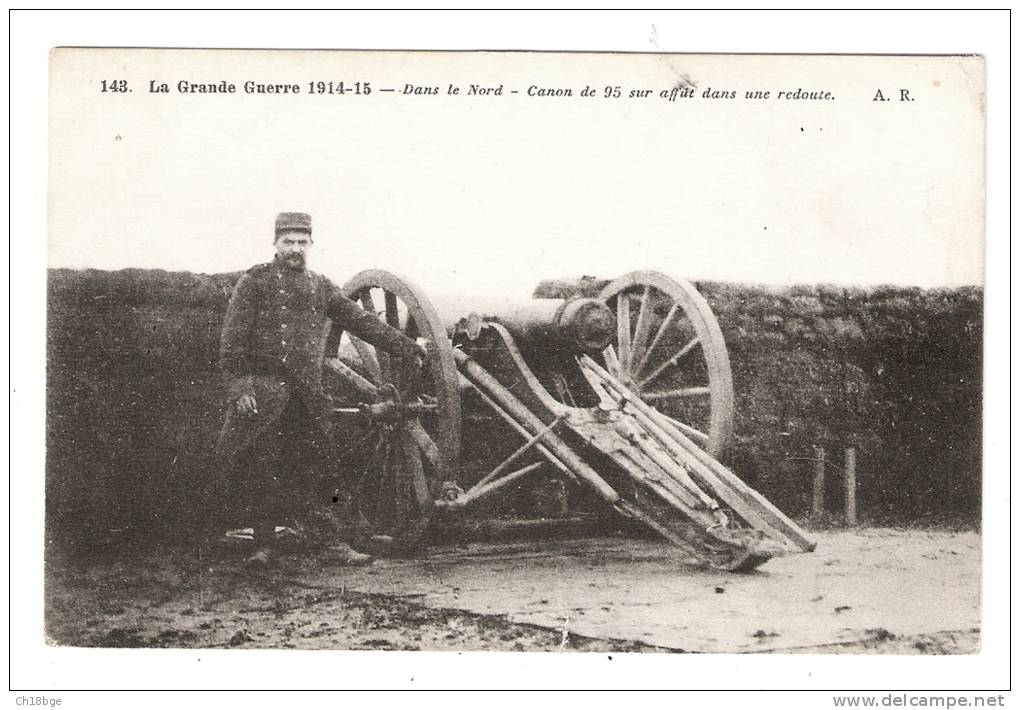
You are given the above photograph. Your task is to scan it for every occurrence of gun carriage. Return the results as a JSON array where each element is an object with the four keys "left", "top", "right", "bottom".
[{"left": 324, "top": 269, "right": 815, "bottom": 571}]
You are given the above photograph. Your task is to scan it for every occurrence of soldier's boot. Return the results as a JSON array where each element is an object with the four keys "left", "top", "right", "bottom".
[
  {"left": 246, "top": 524, "right": 278, "bottom": 568},
  {"left": 322, "top": 541, "right": 374, "bottom": 567}
]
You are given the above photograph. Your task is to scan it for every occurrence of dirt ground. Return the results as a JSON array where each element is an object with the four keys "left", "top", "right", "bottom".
[{"left": 45, "top": 527, "right": 980, "bottom": 654}]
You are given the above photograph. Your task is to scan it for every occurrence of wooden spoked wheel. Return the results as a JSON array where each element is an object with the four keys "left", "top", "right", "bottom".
[
  {"left": 599, "top": 271, "right": 734, "bottom": 458},
  {"left": 324, "top": 270, "right": 461, "bottom": 546}
]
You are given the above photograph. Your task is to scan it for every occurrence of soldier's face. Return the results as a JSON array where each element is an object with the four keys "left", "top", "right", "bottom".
[{"left": 275, "top": 231, "right": 312, "bottom": 269}]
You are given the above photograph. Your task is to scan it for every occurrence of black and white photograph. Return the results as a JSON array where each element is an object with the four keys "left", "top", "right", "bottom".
[{"left": 9, "top": 10, "right": 1011, "bottom": 700}]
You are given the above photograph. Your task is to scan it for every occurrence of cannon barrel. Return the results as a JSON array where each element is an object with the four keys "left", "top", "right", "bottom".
[{"left": 430, "top": 294, "right": 615, "bottom": 352}]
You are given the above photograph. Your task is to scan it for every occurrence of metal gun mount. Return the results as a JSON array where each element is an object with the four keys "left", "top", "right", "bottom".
[{"left": 324, "top": 269, "right": 815, "bottom": 572}]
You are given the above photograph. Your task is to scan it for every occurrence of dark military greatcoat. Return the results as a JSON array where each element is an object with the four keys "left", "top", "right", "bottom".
[{"left": 218, "top": 258, "right": 419, "bottom": 458}]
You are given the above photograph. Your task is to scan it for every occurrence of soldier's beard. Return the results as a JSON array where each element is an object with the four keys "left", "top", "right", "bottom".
[{"left": 279, "top": 253, "right": 306, "bottom": 270}]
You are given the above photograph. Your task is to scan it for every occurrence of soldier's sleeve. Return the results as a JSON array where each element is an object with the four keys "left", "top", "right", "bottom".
[
  {"left": 220, "top": 271, "right": 258, "bottom": 399},
  {"left": 324, "top": 279, "right": 421, "bottom": 360}
]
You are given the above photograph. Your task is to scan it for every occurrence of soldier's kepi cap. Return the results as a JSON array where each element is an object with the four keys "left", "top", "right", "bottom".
[{"left": 275, "top": 212, "right": 312, "bottom": 237}]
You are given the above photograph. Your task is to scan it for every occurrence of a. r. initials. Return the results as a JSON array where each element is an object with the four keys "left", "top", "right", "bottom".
[{"left": 873, "top": 89, "right": 913, "bottom": 102}]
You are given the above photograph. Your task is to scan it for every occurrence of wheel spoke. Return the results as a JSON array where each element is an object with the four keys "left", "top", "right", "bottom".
[
  {"left": 406, "top": 314, "right": 420, "bottom": 340},
  {"left": 642, "top": 386, "right": 712, "bottom": 402},
  {"left": 628, "top": 286, "right": 655, "bottom": 377},
  {"left": 603, "top": 345, "right": 622, "bottom": 376},
  {"left": 400, "top": 429, "right": 432, "bottom": 510},
  {"left": 368, "top": 291, "right": 399, "bottom": 384},
  {"left": 658, "top": 413, "right": 710, "bottom": 445},
  {"left": 407, "top": 420, "right": 442, "bottom": 473},
  {"left": 638, "top": 337, "right": 700, "bottom": 389},
  {"left": 390, "top": 315, "right": 421, "bottom": 395},
  {"left": 616, "top": 293, "right": 632, "bottom": 372},
  {"left": 384, "top": 291, "right": 400, "bottom": 328},
  {"left": 349, "top": 335, "right": 383, "bottom": 384},
  {"left": 633, "top": 303, "right": 681, "bottom": 378},
  {"left": 378, "top": 351, "right": 393, "bottom": 385},
  {"left": 358, "top": 289, "right": 378, "bottom": 316},
  {"left": 323, "top": 357, "right": 378, "bottom": 399}
]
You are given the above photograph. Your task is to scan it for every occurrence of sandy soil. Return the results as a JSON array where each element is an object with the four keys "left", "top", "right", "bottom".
[{"left": 45, "top": 527, "right": 979, "bottom": 654}]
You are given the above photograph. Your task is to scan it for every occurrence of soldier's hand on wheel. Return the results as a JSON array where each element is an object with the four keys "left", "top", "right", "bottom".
[{"left": 236, "top": 394, "right": 259, "bottom": 416}]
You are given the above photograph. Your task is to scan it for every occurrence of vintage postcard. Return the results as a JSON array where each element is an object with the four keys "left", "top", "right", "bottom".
[{"left": 37, "top": 45, "right": 990, "bottom": 688}]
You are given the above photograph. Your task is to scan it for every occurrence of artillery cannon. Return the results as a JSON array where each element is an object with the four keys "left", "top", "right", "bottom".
[{"left": 324, "top": 270, "right": 815, "bottom": 572}]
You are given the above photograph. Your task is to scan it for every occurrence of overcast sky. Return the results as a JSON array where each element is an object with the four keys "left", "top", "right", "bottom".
[{"left": 49, "top": 50, "right": 984, "bottom": 299}]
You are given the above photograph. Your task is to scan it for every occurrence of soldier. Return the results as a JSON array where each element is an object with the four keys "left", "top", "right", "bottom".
[{"left": 218, "top": 212, "right": 425, "bottom": 567}]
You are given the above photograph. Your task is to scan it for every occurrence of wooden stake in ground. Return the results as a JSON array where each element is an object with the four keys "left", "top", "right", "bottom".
[
  {"left": 812, "top": 447, "right": 826, "bottom": 517},
  {"left": 844, "top": 447, "right": 857, "bottom": 526}
]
